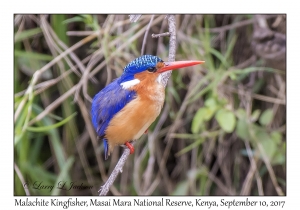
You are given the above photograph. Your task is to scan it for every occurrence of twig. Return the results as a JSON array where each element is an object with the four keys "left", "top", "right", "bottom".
[
  {"left": 249, "top": 126, "right": 284, "bottom": 195},
  {"left": 14, "top": 163, "right": 31, "bottom": 196},
  {"left": 98, "top": 14, "right": 177, "bottom": 196},
  {"left": 240, "top": 140, "right": 264, "bottom": 195},
  {"left": 67, "top": 31, "right": 94, "bottom": 36},
  {"left": 152, "top": 32, "right": 170, "bottom": 38},
  {"left": 99, "top": 148, "right": 131, "bottom": 195},
  {"left": 222, "top": 84, "right": 286, "bottom": 105},
  {"left": 160, "top": 14, "right": 177, "bottom": 87},
  {"left": 207, "top": 15, "right": 277, "bottom": 33},
  {"left": 207, "top": 171, "right": 235, "bottom": 195},
  {"left": 129, "top": 15, "right": 142, "bottom": 23},
  {"left": 141, "top": 15, "right": 155, "bottom": 55}
]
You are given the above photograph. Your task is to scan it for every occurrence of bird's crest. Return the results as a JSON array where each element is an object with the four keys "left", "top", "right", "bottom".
[
  {"left": 119, "top": 55, "right": 163, "bottom": 85},
  {"left": 123, "top": 55, "right": 163, "bottom": 75}
]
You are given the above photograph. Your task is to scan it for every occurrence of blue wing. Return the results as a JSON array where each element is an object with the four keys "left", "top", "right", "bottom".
[{"left": 91, "top": 78, "right": 136, "bottom": 159}]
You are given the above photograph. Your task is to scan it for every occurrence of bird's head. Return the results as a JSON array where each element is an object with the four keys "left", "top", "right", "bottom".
[{"left": 119, "top": 55, "right": 204, "bottom": 89}]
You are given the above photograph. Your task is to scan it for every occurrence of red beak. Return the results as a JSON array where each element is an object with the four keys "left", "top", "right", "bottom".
[{"left": 157, "top": 60, "right": 205, "bottom": 73}]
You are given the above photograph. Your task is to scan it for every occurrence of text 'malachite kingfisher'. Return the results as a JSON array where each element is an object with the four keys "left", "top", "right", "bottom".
[{"left": 91, "top": 55, "right": 204, "bottom": 160}]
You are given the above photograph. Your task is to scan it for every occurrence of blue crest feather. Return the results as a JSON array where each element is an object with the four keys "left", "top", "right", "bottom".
[{"left": 120, "top": 55, "right": 163, "bottom": 83}]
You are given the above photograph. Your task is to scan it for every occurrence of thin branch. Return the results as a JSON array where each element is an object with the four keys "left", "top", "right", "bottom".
[
  {"left": 152, "top": 32, "right": 170, "bottom": 38},
  {"left": 249, "top": 126, "right": 284, "bottom": 196},
  {"left": 14, "top": 163, "right": 31, "bottom": 196},
  {"left": 160, "top": 14, "right": 177, "bottom": 87},
  {"left": 240, "top": 140, "right": 264, "bottom": 195},
  {"left": 98, "top": 14, "right": 177, "bottom": 196},
  {"left": 141, "top": 15, "right": 155, "bottom": 55},
  {"left": 207, "top": 15, "right": 277, "bottom": 33},
  {"left": 67, "top": 31, "right": 94, "bottom": 36},
  {"left": 99, "top": 148, "right": 131, "bottom": 195},
  {"left": 129, "top": 15, "right": 142, "bottom": 23}
]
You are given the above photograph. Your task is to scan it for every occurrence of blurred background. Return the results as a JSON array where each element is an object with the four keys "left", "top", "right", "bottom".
[{"left": 14, "top": 14, "right": 286, "bottom": 196}]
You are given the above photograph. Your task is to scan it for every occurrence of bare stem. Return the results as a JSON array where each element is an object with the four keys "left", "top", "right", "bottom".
[
  {"left": 141, "top": 15, "right": 155, "bottom": 55},
  {"left": 99, "top": 148, "right": 131, "bottom": 195},
  {"left": 160, "top": 15, "right": 177, "bottom": 87},
  {"left": 14, "top": 163, "right": 31, "bottom": 196},
  {"left": 152, "top": 32, "right": 170, "bottom": 38},
  {"left": 98, "top": 14, "right": 177, "bottom": 196}
]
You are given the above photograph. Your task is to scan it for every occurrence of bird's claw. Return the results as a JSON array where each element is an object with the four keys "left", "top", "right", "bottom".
[{"left": 125, "top": 142, "right": 134, "bottom": 154}]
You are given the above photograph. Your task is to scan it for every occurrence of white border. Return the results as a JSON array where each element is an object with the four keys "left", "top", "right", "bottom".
[{"left": 3, "top": 0, "right": 297, "bottom": 209}]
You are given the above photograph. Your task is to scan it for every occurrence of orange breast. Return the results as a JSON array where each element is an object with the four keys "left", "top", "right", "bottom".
[{"left": 105, "top": 71, "right": 165, "bottom": 155}]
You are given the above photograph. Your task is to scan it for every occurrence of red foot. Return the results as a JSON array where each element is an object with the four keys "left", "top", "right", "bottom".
[
  {"left": 144, "top": 128, "right": 148, "bottom": 134},
  {"left": 125, "top": 142, "right": 134, "bottom": 154}
]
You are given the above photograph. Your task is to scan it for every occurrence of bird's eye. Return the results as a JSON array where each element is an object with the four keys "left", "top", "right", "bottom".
[{"left": 148, "top": 67, "right": 156, "bottom": 73}]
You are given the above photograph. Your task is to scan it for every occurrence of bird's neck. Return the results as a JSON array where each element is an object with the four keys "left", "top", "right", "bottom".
[{"left": 131, "top": 72, "right": 165, "bottom": 103}]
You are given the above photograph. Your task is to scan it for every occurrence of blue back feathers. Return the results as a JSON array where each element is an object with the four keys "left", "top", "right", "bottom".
[
  {"left": 91, "top": 55, "right": 163, "bottom": 159},
  {"left": 91, "top": 78, "right": 136, "bottom": 159}
]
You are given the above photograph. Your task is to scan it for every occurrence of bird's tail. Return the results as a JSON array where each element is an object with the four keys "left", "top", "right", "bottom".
[{"left": 103, "top": 139, "right": 109, "bottom": 160}]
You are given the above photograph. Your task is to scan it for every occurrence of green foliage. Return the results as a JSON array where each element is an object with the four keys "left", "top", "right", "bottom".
[
  {"left": 63, "top": 14, "right": 99, "bottom": 31},
  {"left": 215, "top": 109, "right": 236, "bottom": 133},
  {"left": 14, "top": 28, "right": 42, "bottom": 42},
  {"left": 259, "top": 109, "right": 274, "bottom": 126}
]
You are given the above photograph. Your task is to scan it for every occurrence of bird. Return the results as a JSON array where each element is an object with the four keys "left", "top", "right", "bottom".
[{"left": 91, "top": 55, "right": 204, "bottom": 160}]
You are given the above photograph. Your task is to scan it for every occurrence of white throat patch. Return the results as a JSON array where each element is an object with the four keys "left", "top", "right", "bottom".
[
  {"left": 156, "top": 74, "right": 163, "bottom": 84},
  {"left": 120, "top": 79, "right": 140, "bottom": 89}
]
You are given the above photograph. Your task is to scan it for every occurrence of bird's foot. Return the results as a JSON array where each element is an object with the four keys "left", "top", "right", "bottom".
[
  {"left": 125, "top": 142, "right": 134, "bottom": 154},
  {"left": 144, "top": 128, "right": 148, "bottom": 134}
]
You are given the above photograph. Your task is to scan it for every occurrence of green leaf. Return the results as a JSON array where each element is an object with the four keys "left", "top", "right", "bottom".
[
  {"left": 272, "top": 152, "right": 285, "bottom": 165},
  {"left": 204, "top": 97, "right": 217, "bottom": 108},
  {"left": 271, "top": 131, "right": 282, "bottom": 145},
  {"left": 259, "top": 109, "right": 274, "bottom": 126},
  {"left": 51, "top": 157, "right": 75, "bottom": 195},
  {"left": 171, "top": 180, "right": 189, "bottom": 195},
  {"left": 215, "top": 109, "right": 236, "bottom": 133},
  {"left": 51, "top": 15, "right": 68, "bottom": 45},
  {"left": 176, "top": 138, "right": 206, "bottom": 156},
  {"left": 14, "top": 50, "right": 53, "bottom": 61},
  {"left": 62, "top": 16, "right": 85, "bottom": 25},
  {"left": 251, "top": 109, "right": 261, "bottom": 122},
  {"left": 258, "top": 131, "right": 276, "bottom": 160},
  {"left": 236, "top": 108, "right": 247, "bottom": 119},
  {"left": 236, "top": 119, "right": 250, "bottom": 140},
  {"left": 14, "top": 28, "right": 42, "bottom": 42},
  {"left": 209, "top": 47, "right": 229, "bottom": 69},
  {"left": 192, "top": 107, "right": 212, "bottom": 133},
  {"left": 204, "top": 108, "right": 215, "bottom": 121},
  {"left": 26, "top": 112, "right": 77, "bottom": 132},
  {"left": 204, "top": 97, "right": 218, "bottom": 113},
  {"left": 169, "top": 86, "right": 181, "bottom": 104},
  {"left": 229, "top": 72, "right": 237, "bottom": 80},
  {"left": 224, "top": 34, "right": 237, "bottom": 61},
  {"left": 252, "top": 78, "right": 265, "bottom": 93},
  {"left": 272, "top": 142, "right": 285, "bottom": 165}
]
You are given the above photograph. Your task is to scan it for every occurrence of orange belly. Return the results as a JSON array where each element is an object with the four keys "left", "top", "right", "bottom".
[{"left": 105, "top": 86, "right": 165, "bottom": 155}]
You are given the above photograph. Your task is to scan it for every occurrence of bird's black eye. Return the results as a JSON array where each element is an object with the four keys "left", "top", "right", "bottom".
[{"left": 148, "top": 67, "right": 157, "bottom": 73}]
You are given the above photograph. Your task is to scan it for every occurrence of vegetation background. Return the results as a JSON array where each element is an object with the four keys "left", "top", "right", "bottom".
[{"left": 14, "top": 14, "right": 286, "bottom": 196}]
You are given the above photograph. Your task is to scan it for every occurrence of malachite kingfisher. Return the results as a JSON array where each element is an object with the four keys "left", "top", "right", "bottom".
[{"left": 91, "top": 55, "right": 204, "bottom": 160}]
